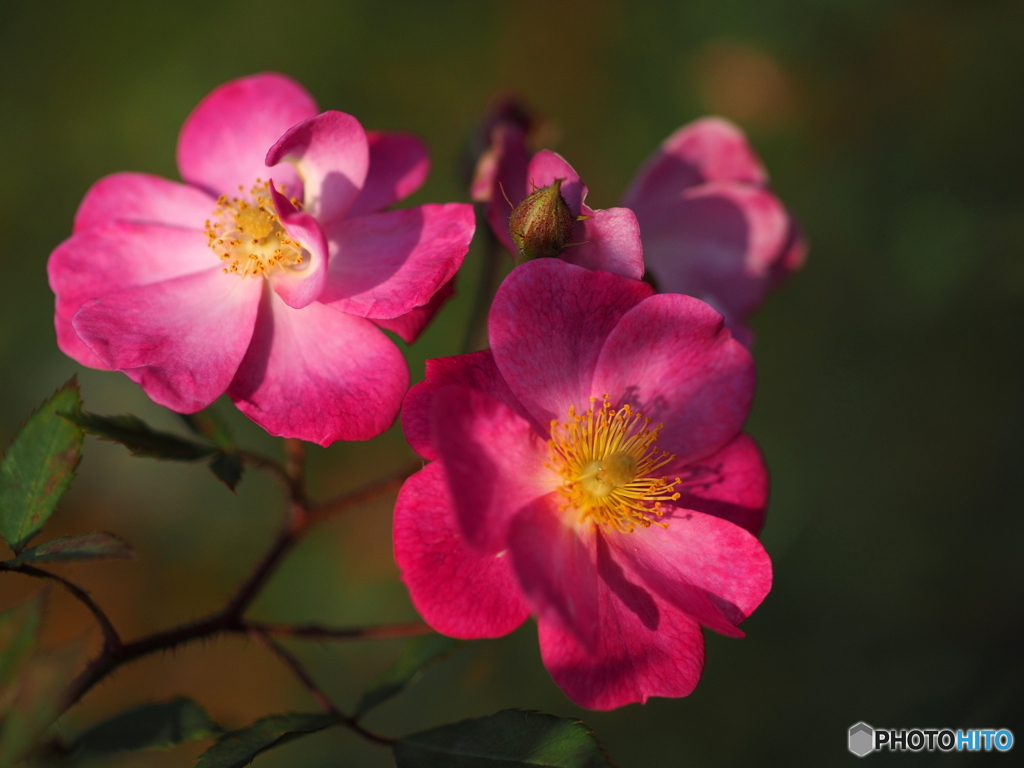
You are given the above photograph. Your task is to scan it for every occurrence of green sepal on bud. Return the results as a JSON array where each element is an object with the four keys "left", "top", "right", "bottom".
[{"left": 508, "top": 179, "right": 585, "bottom": 263}]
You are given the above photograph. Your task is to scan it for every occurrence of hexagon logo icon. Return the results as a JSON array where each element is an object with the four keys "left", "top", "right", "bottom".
[{"left": 849, "top": 722, "right": 875, "bottom": 757}]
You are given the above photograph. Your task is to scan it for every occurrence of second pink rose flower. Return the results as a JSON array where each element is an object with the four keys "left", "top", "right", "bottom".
[{"left": 395, "top": 259, "right": 773, "bottom": 710}]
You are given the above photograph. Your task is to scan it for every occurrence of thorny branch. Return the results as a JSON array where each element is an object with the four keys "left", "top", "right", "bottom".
[{"left": 5, "top": 444, "right": 425, "bottom": 748}]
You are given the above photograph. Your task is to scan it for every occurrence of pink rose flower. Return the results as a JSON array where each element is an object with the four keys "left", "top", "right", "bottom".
[
  {"left": 622, "top": 117, "right": 807, "bottom": 346},
  {"left": 395, "top": 259, "right": 772, "bottom": 709},
  {"left": 48, "top": 73, "right": 475, "bottom": 446},
  {"left": 471, "top": 118, "right": 644, "bottom": 279}
]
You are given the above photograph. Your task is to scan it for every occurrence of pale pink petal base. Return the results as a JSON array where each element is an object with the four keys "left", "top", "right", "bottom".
[
  {"left": 73, "top": 173, "right": 214, "bottom": 232},
  {"left": 394, "top": 463, "right": 531, "bottom": 638},
  {"left": 267, "top": 184, "right": 330, "bottom": 309},
  {"left": 266, "top": 110, "right": 369, "bottom": 225},
  {"left": 228, "top": 294, "right": 407, "bottom": 445}
]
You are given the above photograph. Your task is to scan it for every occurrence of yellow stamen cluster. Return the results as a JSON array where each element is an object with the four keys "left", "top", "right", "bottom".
[
  {"left": 547, "top": 396, "right": 681, "bottom": 533},
  {"left": 205, "top": 181, "right": 305, "bottom": 277}
]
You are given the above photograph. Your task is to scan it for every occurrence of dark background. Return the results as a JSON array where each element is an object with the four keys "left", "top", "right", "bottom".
[{"left": 2, "top": 0, "right": 1023, "bottom": 765}]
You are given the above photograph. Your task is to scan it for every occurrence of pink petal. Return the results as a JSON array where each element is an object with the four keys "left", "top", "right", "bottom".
[
  {"left": 538, "top": 536, "right": 705, "bottom": 709},
  {"left": 479, "top": 123, "right": 528, "bottom": 256},
  {"left": 480, "top": 123, "right": 530, "bottom": 254},
  {"left": 267, "top": 183, "right": 329, "bottom": 309},
  {"left": 48, "top": 223, "right": 219, "bottom": 370},
  {"left": 608, "top": 507, "right": 772, "bottom": 634},
  {"left": 431, "top": 385, "right": 551, "bottom": 554},
  {"left": 73, "top": 268, "right": 261, "bottom": 413},
  {"left": 472, "top": 114, "right": 529, "bottom": 202},
  {"left": 672, "top": 433, "right": 768, "bottom": 535},
  {"left": 373, "top": 276, "right": 454, "bottom": 344},
  {"left": 622, "top": 117, "right": 767, "bottom": 216},
  {"left": 228, "top": 294, "right": 407, "bottom": 445},
  {"left": 592, "top": 292, "right": 755, "bottom": 466},
  {"left": 347, "top": 131, "right": 430, "bottom": 217},
  {"left": 319, "top": 203, "right": 474, "bottom": 319},
  {"left": 177, "top": 73, "right": 317, "bottom": 197},
  {"left": 394, "top": 463, "right": 531, "bottom": 639},
  {"left": 73, "top": 173, "right": 214, "bottom": 233},
  {"left": 525, "top": 151, "right": 586, "bottom": 215},
  {"left": 639, "top": 182, "right": 792, "bottom": 326},
  {"left": 402, "top": 350, "right": 531, "bottom": 461},
  {"left": 508, "top": 495, "right": 600, "bottom": 650},
  {"left": 266, "top": 110, "right": 369, "bottom": 225},
  {"left": 489, "top": 260, "right": 653, "bottom": 428},
  {"left": 561, "top": 207, "right": 644, "bottom": 280},
  {"left": 777, "top": 215, "right": 809, "bottom": 274}
]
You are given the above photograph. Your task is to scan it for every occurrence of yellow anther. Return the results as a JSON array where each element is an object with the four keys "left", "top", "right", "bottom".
[{"left": 547, "top": 396, "right": 679, "bottom": 533}]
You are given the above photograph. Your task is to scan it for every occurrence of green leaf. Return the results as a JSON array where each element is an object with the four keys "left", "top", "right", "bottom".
[
  {"left": 209, "top": 452, "right": 244, "bottom": 492},
  {"left": 63, "top": 411, "right": 216, "bottom": 462},
  {"left": 180, "top": 407, "right": 235, "bottom": 450},
  {"left": 195, "top": 713, "right": 337, "bottom": 768},
  {"left": 70, "top": 697, "right": 220, "bottom": 758},
  {"left": 0, "top": 635, "right": 88, "bottom": 768},
  {"left": 0, "top": 379, "right": 83, "bottom": 552},
  {"left": 392, "top": 710, "right": 609, "bottom": 768},
  {"left": 3, "top": 533, "right": 134, "bottom": 567},
  {"left": 356, "top": 634, "right": 461, "bottom": 716},
  {"left": 0, "top": 590, "right": 46, "bottom": 693}
]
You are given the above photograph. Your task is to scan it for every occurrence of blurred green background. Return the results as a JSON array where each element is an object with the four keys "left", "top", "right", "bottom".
[{"left": 3, "top": 0, "right": 1023, "bottom": 764}]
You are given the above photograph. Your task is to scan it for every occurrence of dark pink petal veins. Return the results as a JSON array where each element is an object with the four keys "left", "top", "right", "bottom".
[
  {"left": 319, "top": 204, "right": 474, "bottom": 320},
  {"left": 592, "top": 292, "right": 755, "bottom": 466},
  {"left": 538, "top": 535, "right": 705, "bottom": 709},
  {"left": 489, "top": 260, "right": 653, "bottom": 428},
  {"left": 348, "top": 131, "right": 431, "bottom": 217},
  {"left": 402, "top": 350, "right": 531, "bottom": 461},
  {"left": 431, "top": 385, "right": 550, "bottom": 554},
  {"left": 508, "top": 495, "right": 601, "bottom": 651}
]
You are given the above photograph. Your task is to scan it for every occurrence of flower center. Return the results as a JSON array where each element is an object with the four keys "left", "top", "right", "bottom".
[
  {"left": 205, "top": 181, "right": 305, "bottom": 277},
  {"left": 547, "top": 396, "right": 681, "bottom": 533}
]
